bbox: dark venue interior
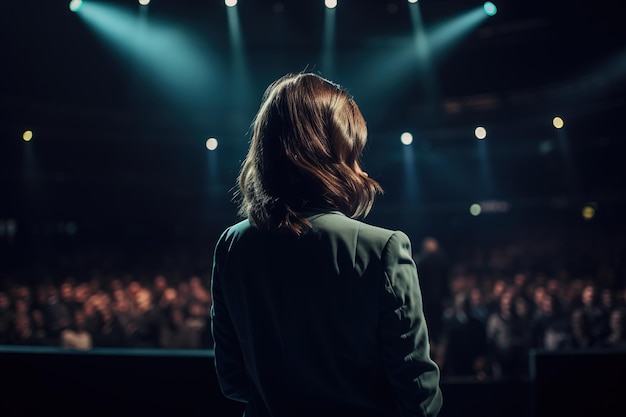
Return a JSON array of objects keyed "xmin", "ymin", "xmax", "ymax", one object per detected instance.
[{"xmin": 1, "ymin": 1, "xmax": 625, "ymax": 416}]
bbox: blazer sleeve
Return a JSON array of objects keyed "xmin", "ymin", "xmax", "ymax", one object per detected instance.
[
  {"xmin": 210, "ymin": 228, "xmax": 250, "ymax": 403},
  {"xmin": 380, "ymin": 231, "xmax": 443, "ymax": 417}
]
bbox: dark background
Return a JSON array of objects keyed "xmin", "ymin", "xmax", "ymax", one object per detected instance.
[{"xmin": 1, "ymin": 0, "xmax": 625, "ymax": 275}]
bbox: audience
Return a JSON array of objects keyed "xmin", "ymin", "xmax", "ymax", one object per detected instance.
[
  {"xmin": 0, "ymin": 274, "xmax": 214, "ymax": 352},
  {"xmin": 432, "ymin": 230, "xmax": 626, "ymax": 380},
  {"xmin": 1, "ymin": 229, "xmax": 625, "ymax": 383}
]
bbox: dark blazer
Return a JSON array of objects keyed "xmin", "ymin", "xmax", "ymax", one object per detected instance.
[{"xmin": 211, "ymin": 210, "xmax": 442, "ymax": 417}]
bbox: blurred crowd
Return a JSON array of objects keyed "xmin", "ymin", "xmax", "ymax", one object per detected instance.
[
  {"xmin": 417, "ymin": 236, "xmax": 626, "ymax": 381},
  {"xmin": 1, "ymin": 229, "xmax": 625, "ymax": 381},
  {"xmin": 434, "ymin": 273, "xmax": 626, "ymax": 380},
  {"xmin": 0, "ymin": 275, "xmax": 213, "ymax": 350}
]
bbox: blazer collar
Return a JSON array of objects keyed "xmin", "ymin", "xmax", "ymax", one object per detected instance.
[{"xmin": 300, "ymin": 205, "xmax": 346, "ymax": 218}]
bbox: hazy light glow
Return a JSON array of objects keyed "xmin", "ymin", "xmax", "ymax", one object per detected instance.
[
  {"xmin": 23, "ymin": 130, "xmax": 33, "ymax": 142},
  {"xmin": 354, "ymin": 5, "xmax": 487, "ymax": 105},
  {"xmin": 66, "ymin": 222, "xmax": 78, "ymax": 235},
  {"xmin": 429, "ymin": 8, "xmax": 488, "ymax": 56},
  {"xmin": 470, "ymin": 203, "xmax": 482, "ymax": 216},
  {"xmin": 553, "ymin": 116, "xmax": 565, "ymax": 129},
  {"xmin": 69, "ymin": 0, "xmax": 83, "ymax": 12},
  {"xmin": 409, "ymin": 0, "xmax": 438, "ymax": 105},
  {"xmin": 475, "ymin": 126, "xmax": 487, "ymax": 139},
  {"xmin": 226, "ymin": 0, "xmax": 253, "ymax": 113},
  {"xmin": 206, "ymin": 138, "xmax": 219, "ymax": 151},
  {"xmin": 321, "ymin": 0, "xmax": 336, "ymax": 76},
  {"xmin": 400, "ymin": 132, "xmax": 414, "ymax": 145},
  {"xmin": 225, "ymin": 0, "xmax": 238, "ymax": 7},
  {"xmin": 325, "ymin": 0, "xmax": 338, "ymax": 9},
  {"xmin": 408, "ymin": 0, "xmax": 418, "ymax": 3},
  {"xmin": 77, "ymin": 2, "xmax": 214, "ymax": 104},
  {"xmin": 139, "ymin": 0, "xmax": 151, "ymax": 5},
  {"xmin": 483, "ymin": 2, "xmax": 497, "ymax": 16}
]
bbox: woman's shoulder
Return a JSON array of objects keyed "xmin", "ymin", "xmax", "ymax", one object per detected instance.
[
  {"xmin": 217, "ymin": 219, "xmax": 252, "ymax": 241},
  {"xmin": 219, "ymin": 214, "xmax": 408, "ymax": 249},
  {"xmin": 310, "ymin": 212, "xmax": 406, "ymax": 248}
]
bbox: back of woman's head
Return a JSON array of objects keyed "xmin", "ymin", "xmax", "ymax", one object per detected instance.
[{"xmin": 238, "ymin": 73, "xmax": 382, "ymax": 235}]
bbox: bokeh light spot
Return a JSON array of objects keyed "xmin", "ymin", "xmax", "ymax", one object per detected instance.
[
  {"xmin": 484, "ymin": 2, "xmax": 497, "ymax": 16},
  {"xmin": 325, "ymin": 0, "xmax": 338, "ymax": 9},
  {"xmin": 400, "ymin": 132, "xmax": 414, "ymax": 145},
  {"xmin": 553, "ymin": 116, "xmax": 564, "ymax": 129},
  {"xmin": 69, "ymin": 0, "xmax": 83, "ymax": 12},
  {"xmin": 470, "ymin": 203, "xmax": 482, "ymax": 216},
  {"xmin": 582, "ymin": 205, "xmax": 596, "ymax": 220},
  {"xmin": 225, "ymin": 0, "xmax": 238, "ymax": 7},
  {"xmin": 22, "ymin": 130, "xmax": 33, "ymax": 142},
  {"xmin": 206, "ymin": 138, "xmax": 219, "ymax": 151},
  {"xmin": 474, "ymin": 126, "xmax": 487, "ymax": 140}
]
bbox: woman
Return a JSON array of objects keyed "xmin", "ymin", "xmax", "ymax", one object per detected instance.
[{"xmin": 211, "ymin": 73, "xmax": 442, "ymax": 417}]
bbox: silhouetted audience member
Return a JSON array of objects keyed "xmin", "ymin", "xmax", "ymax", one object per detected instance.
[
  {"xmin": 8, "ymin": 314, "xmax": 43, "ymax": 346},
  {"xmin": 599, "ymin": 309, "xmax": 626, "ymax": 349},
  {"xmin": 112, "ymin": 297, "xmax": 134, "ymax": 337},
  {"xmin": 153, "ymin": 275, "xmax": 168, "ymax": 306},
  {"xmin": 440, "ymin": 292, "xmax": 487, "ymax": 377},
  {"xmin": 60, "ymin": 282, "xmax": 81, "ymax": 315},
  {"xmin": 571, "ymin": 308, "xmax": 594, "ymax": 349},
  {"xmin": 30, "ymin": 309, "xmax": 52, "ymax": 346},
  {"xmin": 597, "ymin": 288, "xmax": 616, "ymax": 341},
  {"xmin": 510, "ymin": 296, "xmax": 532, "ymax": 376},
  {"xmin": 73, "ymin": 283, "xmax": 90, "ymax": 311},
  {"xmin": 43, "ymin": 286, "xmax": 71, "ymax": 339},
  {"xmin": 486, "ymin": 279, "xmax": 507, "ymax": 317},
  {"xmin": 416, "ymin": 237, "xmax": 450, "ymax": 344},
  {"xmin": 92, "ymin": 308, "xmax": 126, "ymax": 347},
  {"xmin": 575, "ymin": 285, "xmax": 605, "ymax": 345},
  {"xmin": 185, "ymin": 301, "xmax": 208, "ymax": 348},
  {"xmin": 83, "ymin": 299, "xmax": 102, "ymax": 336},
  {"xmin": 162, "ymin": 309, "xmax": 197, "ymax": 349},
  {"xmin": 487, "ymin": 290, "xmax": 519, "ymax": 379},
  {"xmin": 128, "ymin": 289, "xmax": 161, "ymax": 348},
  {"xmin": 532, "ymin": 293, "xmax": 571, "ymax": 351},
  {"xmin": 468, "ymin": 288, "xmax": 490, "ymax": 325}
]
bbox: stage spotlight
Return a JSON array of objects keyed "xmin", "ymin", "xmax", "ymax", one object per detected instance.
[
  {"xmin": 139, "ymin": 0, "xmax": 151, "ymax": 5},
  {"xmin": 225, "ymin": 0, "xmax": 238, "ymax": 7},
  {"xmin": 483, "ymin": 2, "xmax": 497, "ymax": 16},
  {"xmin": 474, "ymin": 126, "xmax": 487, "ymax": 140},
  {"xmin": 553, "ymin": 116, "xmax": 564, "ymax": 129},
  {"xmin": 325, "ymin": 0, "xmax": 337, "ymax": 9},
  {"xmin": 400, "ymin": 132, "xmax": 414, "ymax": 145},
  {"xmin": 206, "ymin": 138, "xmax": 219, "ymax": 151},
  {"xmin": 69, "ymin": 0, "xmax": 83, "ymax": 12},
  {"xmin": 470, "ymin": 203, "xmax": 482, "ymax": 216},
  {"xmin": 22, "ymin": 130, "xmax": 33, "ymax": 142}
]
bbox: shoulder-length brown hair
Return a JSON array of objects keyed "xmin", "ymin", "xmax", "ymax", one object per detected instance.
[{"xmin": 237, "ymin": 73, "xmax": 382, "ymax": 235}]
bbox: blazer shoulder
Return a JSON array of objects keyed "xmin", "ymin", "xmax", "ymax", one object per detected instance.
[
  {"xmin": 214, "ymin": 219, "xmax": 252, "ymax": 259},
  {"xmin": 310, "ymin": 213, "xmax": 398, "ymax": 248},
  {"xmin": 220, "ymin": 219, "xmax": 252, "ymax": 241}
]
